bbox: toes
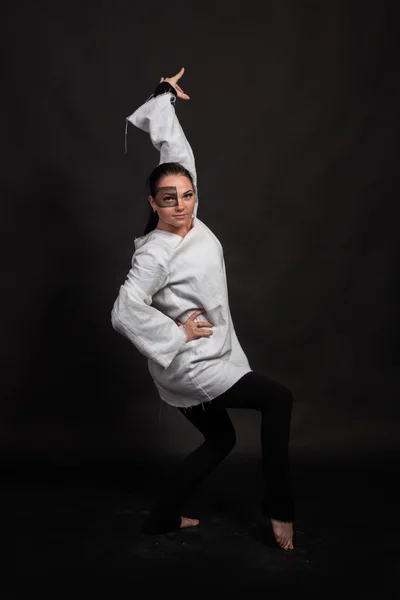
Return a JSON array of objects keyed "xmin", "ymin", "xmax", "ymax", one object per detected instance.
[
  {"xmin": 282, "ymin": 538, "xmax": 294, "ymax": 551},
  {"xmin": 180, "ymin": 517, "xmax": 200, "ymax": 529},
  {"xmin": 277, "ymin": 535, "xmax": 294, "ymax": 550}
]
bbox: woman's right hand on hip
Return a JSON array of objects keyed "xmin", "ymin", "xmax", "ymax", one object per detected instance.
[{"xmin": 176, "ymin": 309, "xmax": 214, "ymax": 343}]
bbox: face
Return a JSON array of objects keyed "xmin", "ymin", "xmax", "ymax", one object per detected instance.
[{"xmin": 149, "ymin": 175, "xmax": 196, "ymax": 235}]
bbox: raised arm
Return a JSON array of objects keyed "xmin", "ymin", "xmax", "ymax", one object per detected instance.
[{"xmin": 126, "ymin": 68, "xmax": 198, "ymax": 208}]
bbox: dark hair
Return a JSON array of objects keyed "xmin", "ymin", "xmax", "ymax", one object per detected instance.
[{"xmin": 143, "ymin": 162, "xmax": 195, "ymax": 235}]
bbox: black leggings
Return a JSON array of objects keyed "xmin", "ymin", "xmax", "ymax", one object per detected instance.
[{"xmin": 143, "ymin": 371, "xmax": 294, "ymax": 534}]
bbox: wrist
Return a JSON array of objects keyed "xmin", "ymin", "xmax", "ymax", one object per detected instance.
[
  {"xmin": 177, "ymin": 322, "xmax": 188, "ymax": 343},
  {"xmin": 153, "ymin": 81, "xmax": 177, "ymax": 99}
]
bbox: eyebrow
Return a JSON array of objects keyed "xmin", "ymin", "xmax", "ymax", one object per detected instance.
[
  {"xmin": 156, "ymin": 187, "xmax": 193, "ymax": 195},
  {"xmin": 156, "ymin": 186, "xmax": 177, "ymax": 195}
]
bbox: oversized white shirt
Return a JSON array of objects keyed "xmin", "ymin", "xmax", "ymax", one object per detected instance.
[{"xmin": 111, "ymin": 91, "xmax": 251, "ymax": 407}]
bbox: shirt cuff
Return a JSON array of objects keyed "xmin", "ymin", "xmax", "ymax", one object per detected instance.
[
  {"xmin": 177, "ymin": 323, "xmax": 188, "ymax": 344},
  {"xmin": 153, "ymin": 81, "xmax": 177, "ymax": 100}
]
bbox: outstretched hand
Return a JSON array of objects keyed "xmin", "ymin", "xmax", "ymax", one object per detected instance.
[
  {"xmin": 177, "ymin": 310, "xmax": 214, "ymax": 343},
  {"xmin": 160, "ymin": 67, "xmax": 190, "ymax": 100}
]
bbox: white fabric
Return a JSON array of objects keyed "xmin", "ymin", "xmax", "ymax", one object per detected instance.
[{"xmin": 111, "ymin": 92, "xmax": 251, "ymax": 407}]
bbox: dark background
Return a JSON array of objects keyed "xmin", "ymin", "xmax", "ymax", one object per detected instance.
[{"xmin": 2, "ymin": 0, "xmax": 399, "ymax": 468}]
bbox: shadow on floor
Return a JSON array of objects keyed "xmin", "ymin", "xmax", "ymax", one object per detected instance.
[{"xmin": 3, "ymin": 448, "xmax": 400, "ymax": 597}]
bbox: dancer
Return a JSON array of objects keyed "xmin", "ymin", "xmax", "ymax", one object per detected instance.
[{"xmin": 112, "ymin": 68, "xmax": 295, "ymax": 550}]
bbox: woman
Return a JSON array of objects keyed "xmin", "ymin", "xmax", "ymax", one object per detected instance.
[{"xmin": 112, "ymin": 68, "xmax": 295, "ymax": 550}]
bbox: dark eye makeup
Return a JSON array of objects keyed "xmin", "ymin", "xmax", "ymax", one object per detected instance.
[{"xmin": 160, "ymin": 192, "xmax": 193, "ymax": 202}]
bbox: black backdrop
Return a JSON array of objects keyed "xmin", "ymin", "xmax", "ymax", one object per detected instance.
[{"xmin": 2, "ymin": 0, "xmax": 399, "ymax": 465}]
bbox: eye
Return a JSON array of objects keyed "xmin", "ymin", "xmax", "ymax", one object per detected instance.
[
  {"xmin": 163, "ymin": 196, "xmax": 175, "ymax": 202},
  {"xmin": 183, "ymin": 193, "xmax": 193, "ymax": 199}
]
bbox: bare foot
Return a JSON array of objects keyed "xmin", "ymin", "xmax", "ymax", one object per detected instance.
[
  {"xmin": 270, "ymin": 519, "xmax": 294, "ymax": 550},
  {"xmin": 180, "ymin": 517, "xmax": 199, "ymax": 529}
]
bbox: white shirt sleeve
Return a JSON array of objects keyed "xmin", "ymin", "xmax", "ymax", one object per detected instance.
[
  {"xmin": 127, "ymin": 92, "xmax": 198, "ymax": 214},
  {"xmin": 111, "ymin": 245, "xmax": 186, "ymax": 369}
]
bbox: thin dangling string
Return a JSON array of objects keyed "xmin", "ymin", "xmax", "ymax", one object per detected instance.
[
  {"xmin": 124, "ymin": 118, "xmax": 128, "ymax": 154},
  {"xmin": 125, "ymin": 90, "xmax": 175, "ymax": 154}
]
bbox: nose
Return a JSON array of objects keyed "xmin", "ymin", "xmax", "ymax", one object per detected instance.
[{"xmin": 175, "ymin": 197, "xmax": 185, "ymax": 211}]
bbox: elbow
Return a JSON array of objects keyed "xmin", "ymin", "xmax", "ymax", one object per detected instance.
[{"xmin": 111, "ymin": 305, "xmax": 122, "ymax": 332}]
